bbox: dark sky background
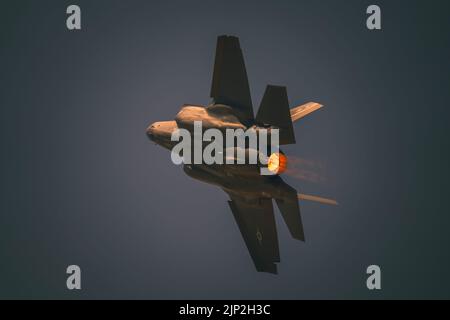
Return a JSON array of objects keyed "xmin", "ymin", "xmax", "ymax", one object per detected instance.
[{"xmin": 1, "ymin": 0, "xmax": 449, "ymax": 299}]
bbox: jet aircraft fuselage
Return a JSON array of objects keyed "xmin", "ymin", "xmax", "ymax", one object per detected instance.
[{"xmin": 146, "ymin": 35, "xmax": 334, "ymax": 274}]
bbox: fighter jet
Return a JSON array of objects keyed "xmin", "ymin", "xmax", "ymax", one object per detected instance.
[{"xmin": 146, "ymin": 35, "xmax": 336, "ymax": 274}]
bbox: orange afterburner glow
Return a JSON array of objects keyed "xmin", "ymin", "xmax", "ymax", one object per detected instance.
[{"xmin": 267, "ymin": 152, "xmax": 287, "ymax": 174}]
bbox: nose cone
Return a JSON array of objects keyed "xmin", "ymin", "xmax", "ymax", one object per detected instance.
[
  {"xmin": 146, "ymin": 123, "xmax": 156, "ymax": 140},
  {"xmin": 146, "ymin": 121, "xmax": 178, "ymax": 148}
]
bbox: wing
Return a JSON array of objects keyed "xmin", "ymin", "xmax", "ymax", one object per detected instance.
[
  {"xmin": 210, "ymin": 35, "xmax": 254, "ymax": 124},
  {"xmin": 226, "ymin": 194, "xmax": 280, "ymax": 274}
]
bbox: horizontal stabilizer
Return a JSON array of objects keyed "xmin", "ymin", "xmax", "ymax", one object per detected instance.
[
  {"xmin": 256, "ymin": 85, "xmax": 296, "ymax": 145},
  {"xmin": 290, "ymin": 102, "xmax": 323, "ymax": 122},
  {"xmin": 273, "ymin": 179, "xmax": 305, "ymax": 241}
]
